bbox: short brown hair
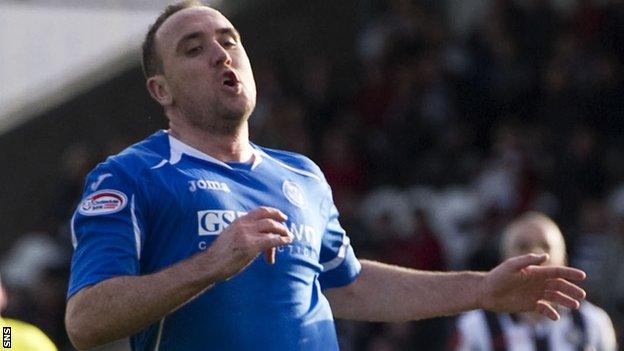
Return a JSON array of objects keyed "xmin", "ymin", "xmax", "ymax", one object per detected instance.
[{"xmin": 142, "ymin": 0, "xmax": 206, "ymax": 78}]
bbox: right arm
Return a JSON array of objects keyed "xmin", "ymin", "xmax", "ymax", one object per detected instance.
[{"xmin": 65, "ymin": 207, "xmax": 292, "ymax": 350}]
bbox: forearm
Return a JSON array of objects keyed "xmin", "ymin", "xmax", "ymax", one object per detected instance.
[
  {"xmin": 66, "ymin": 251, "xmax": 222, "ymax": 350},
  {"xmin": 325, "ymin": 260, "xmax": 484, "ymax": 322}
]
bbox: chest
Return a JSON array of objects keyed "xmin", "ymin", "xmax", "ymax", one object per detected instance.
[{"xmin": 143, "ymin": 163, "xmax": 326, "ymax": 268}]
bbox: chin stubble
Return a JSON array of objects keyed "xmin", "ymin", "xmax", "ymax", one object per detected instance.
[{"xmin": 186, "ymin": 106, "xmax": 248, "ymax": 135}]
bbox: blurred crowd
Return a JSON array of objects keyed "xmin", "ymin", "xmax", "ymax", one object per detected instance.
[{"xmin": 3, "ymin": 0, "xmax": 624, "ymax": 349}]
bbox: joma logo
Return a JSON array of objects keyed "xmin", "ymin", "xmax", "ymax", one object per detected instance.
[{"xmin": 189, "ymin": 179, "xmax": 231, "ymax": 193}]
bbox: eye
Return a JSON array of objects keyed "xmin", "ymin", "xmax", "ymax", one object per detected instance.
[
  {"xmin": 186, "ymin": 46, "xmax": 203, "ymax": 56},
  {"xmin": 517, "ymin": 242, "xmax": 531, "ymax": 252},
  {"xmin": 222, "ymin": 40, "xmax": 237, "ymax": 49}
]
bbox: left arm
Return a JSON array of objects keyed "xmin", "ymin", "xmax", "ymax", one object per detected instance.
[
  {"xmin": 325, "ymin": 260, "xmax": 483, "ymax": 322},
  {"xmin": 324, "ymin": 254, "xmax": 586, "ymax": 322}
]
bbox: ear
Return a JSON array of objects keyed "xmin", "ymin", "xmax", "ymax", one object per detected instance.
[{"xmin": 146, "ymin": 75, "xmax": 173, "ymax": 106}]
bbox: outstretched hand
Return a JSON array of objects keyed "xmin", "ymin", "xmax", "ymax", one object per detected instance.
[{"xmin": 479, "ymin": 253, "xmax": 586, "ymax": 321}]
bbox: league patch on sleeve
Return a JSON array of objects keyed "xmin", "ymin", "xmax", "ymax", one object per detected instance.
[{"xmin": 78, "ymin": 189, "xmax": 128, "ymax": 216}]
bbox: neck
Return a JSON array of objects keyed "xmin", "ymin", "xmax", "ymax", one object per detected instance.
[{"xmin": 168, "ymin": 119, "xmax": 254, "ymax": 163}]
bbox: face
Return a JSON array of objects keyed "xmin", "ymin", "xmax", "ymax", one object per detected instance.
[
  {"xmin": 151, "ymin": 7, "xmax": 257, "ymax": 132},
  {"xmin": 503, "ymin": 220, "xmax": 566, "ymax": 266}
]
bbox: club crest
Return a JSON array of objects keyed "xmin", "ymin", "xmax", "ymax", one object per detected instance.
[{"xmin": 282, "ymin": 180, "xmax": 306, "ymax": 209}]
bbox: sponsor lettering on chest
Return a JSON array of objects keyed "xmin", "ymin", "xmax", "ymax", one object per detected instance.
[
  {"xmin": 196, "ymin": 209, "xmax": 321, "ymax": 258},
  {"xmin": 189, "ymin": 179, "xmax": 230, "ymax": 193}
]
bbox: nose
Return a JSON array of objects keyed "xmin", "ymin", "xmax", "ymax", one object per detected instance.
[{"xmin": 211, "ymin": 41, "xmax": 232, "ymax": 67}]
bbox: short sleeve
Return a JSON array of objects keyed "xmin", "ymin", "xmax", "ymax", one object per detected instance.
[
  {"xmin": 67, "ymin": 162, "xmax": 146, "ymax": 298},
  {"xmin": 318, "ymin": 184, "xmax": 361, "ymax": 290}
]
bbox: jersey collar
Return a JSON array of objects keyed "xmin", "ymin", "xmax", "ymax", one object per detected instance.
[{"xmin": 166, "ymin": 132, "xmax": 263, "ymax": 170}]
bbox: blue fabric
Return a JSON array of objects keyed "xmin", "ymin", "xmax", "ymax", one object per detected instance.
[{"xmin": 68, "ymin": 130, "xmax": 360, "ymax": 351}]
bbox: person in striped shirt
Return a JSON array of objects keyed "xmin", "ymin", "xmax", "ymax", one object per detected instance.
[{"xmin": 454, "ymin": 212, "xmax": 616, "ymax": 351}]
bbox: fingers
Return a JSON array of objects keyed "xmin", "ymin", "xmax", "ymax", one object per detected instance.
[
  {"xmin": 245, "ymin": 206, "xmax": 288, "ymax": 222},
  {"xmin": 534, "ymin": 266, "xmax": 587, "ymax": 281},
  {"xmin": 505, "ymin": 253, "xmax": 549, "ymax": 271},
  {"xmin": 264, "ymin": 248, "xmax": 276, "ymax": 264},
  {"xmin": 507, "ymin": 254, "xmax": 586, "ymax": 281},
  {"xmin": 237, "ymin": 207, "xmax": 293, "ymax": 265},
  {"xmin": 543, "ymin": 290, "xmax": 580, "ymax": 310},
  {"xmin": 254, "ymin": 217, "xmax": 292, "ymax": 265},
  {"xmin": 536, "ymin": 300, "xmax": 560, "ymax": 321},
  {"xmin": 546, "ymin": 278, "xmax": 586, "ymax": 300},
  {"xmin": 255, "ymin": 218, "xmax": 292, "ymax": 238},
  {"xmin": 258, "ymin": 233, "xmax": 293, "ymax": 251}
]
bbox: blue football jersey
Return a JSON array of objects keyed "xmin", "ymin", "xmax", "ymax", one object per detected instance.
[{"xmin": 68, "ymin": 130, "xmax": 361, "ymax": 351}]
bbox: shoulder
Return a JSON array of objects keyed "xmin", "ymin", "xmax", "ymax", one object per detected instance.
[
  {"xmin": 577, "ymin": 302, "xmax": 617, "ymax": 348},
  {"xmin": 255, "ymin": 145, "xmax": 325, "ymax": 182},
  {"xmin": 579, "ymin": 301, "xmax": 614, "ymax": 326},
  {"xmin": 87, "ymin": 131, "xmax": 170, "ymax": 184},
  {"xmin": 107, "ymin": 131, "xmax": 170, "ymax": 173}
]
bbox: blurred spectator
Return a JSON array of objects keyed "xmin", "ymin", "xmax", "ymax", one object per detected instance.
[
  {"xmin": 571, "ymin": 198, "xmax": 613, "ymax": 306},
  {"xmin": 453, "ymin": 212, "xmax": 617, "ymax": 351},
  {"xmin": 319, "ymin": 126, "xmax": 366, "ymax": 209},
  {"xmin": 1, "ymin": 231, "xmax": 68, "ymax": 347},
  {"xmin": 374, "ymin": 207, "xmax": 449, "ymax": 351},
  {"xmin": 379, "ymin": 208, "xmax": 445, "ymax": 271},
  {"xmin": 606, "ymin": 185, "xmax": 624, "ymax": 345},
  {"xmin": 1, "ymin": 232, "xmax": 64, "ymax": 292},
  {"xmin": 49, "ymin": 142, "xmax": 96, "ymax": 234},
  {"xmin": 0, "ymin": 275, "xmax": 57, "ymax": 350}
]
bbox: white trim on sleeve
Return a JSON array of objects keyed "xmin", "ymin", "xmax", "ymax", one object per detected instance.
[
  {"xmin": 70, "ymin": 212, "xmax": 78, "ymax": 249},
  {"xmin": 153, "ymin": 317, "xmax": 165, "ymax": 351},
  {"xmin": 321, "ymin": 235, "xmax": 350, "ymax": 272},
  {"xmin": 131, "ymin": 194, "xmax": 142, "ymax": 260}
]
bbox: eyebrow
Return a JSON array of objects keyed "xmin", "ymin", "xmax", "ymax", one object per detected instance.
[
  {"xmin": 216, "ymin": 27, "xmax": 241, "ymax": 41},
  {"xmin": 176, "ymin": 31, "xmax": 203, "ymax": 52},
  {"xmin": 175, "ymin": 27, "xmax": 241, "ymax": 52}
]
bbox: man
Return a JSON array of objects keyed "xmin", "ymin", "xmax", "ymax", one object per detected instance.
[
  {"xmin": 64, "ymin": 1, "xmax": 587, "ymax": 350},
  {"xmin": 453, "ymin": 212, "xmax": 617, "ymax": 351},
  {"xmin": 0, "ymin": 276, "xmax": 57, "ymax": 351}
]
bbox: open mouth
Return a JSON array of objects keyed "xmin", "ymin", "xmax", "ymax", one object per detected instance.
[{"xmin": 222, "ymin": 71, "xmax": 239, "ymax": 87}]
